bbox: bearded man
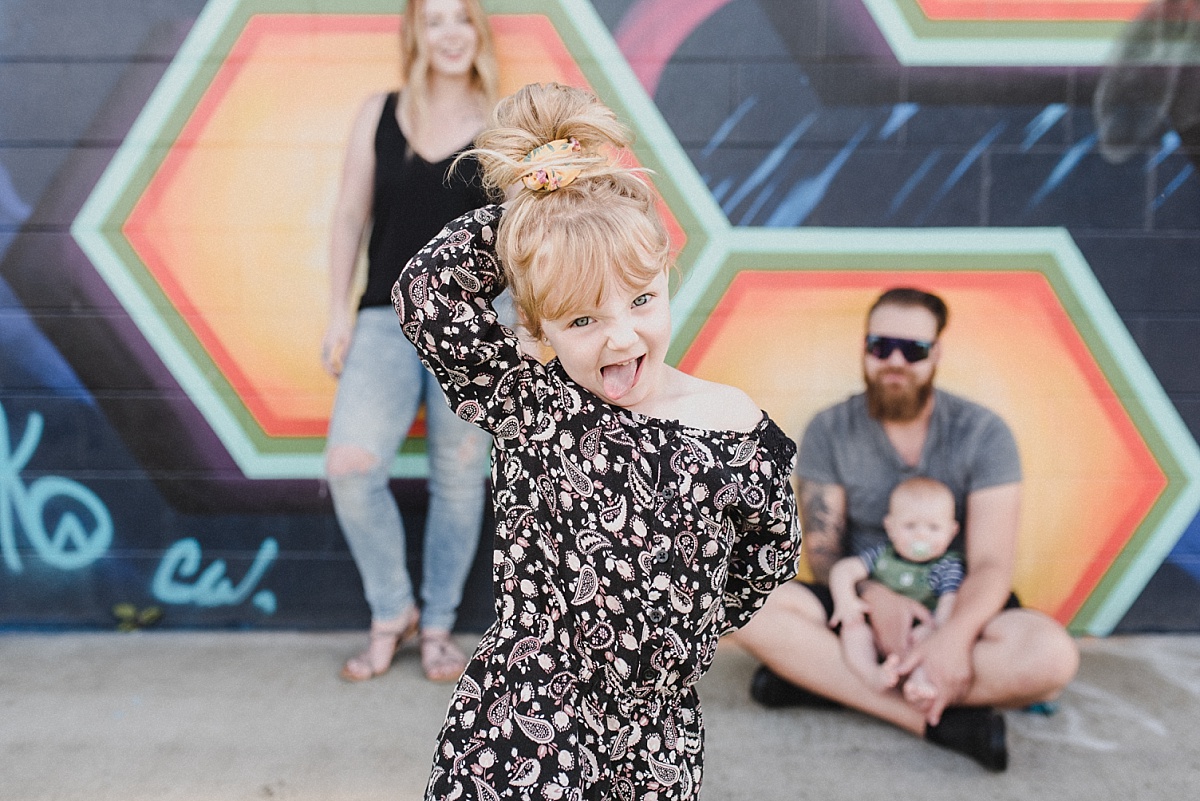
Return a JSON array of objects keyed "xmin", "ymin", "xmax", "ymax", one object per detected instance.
[{"xmin": 724, "ymin": 288, "xmax": 1078, "ymax": 772}]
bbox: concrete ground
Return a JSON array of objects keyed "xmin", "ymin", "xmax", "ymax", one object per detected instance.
[{"xmin": 1, "ymin": 632, "xmax": 1196, "ymax": 800}]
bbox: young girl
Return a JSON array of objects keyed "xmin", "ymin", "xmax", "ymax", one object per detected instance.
[{"xmin": 393, "ymin": 82, "xmax": 801, "ymax": 801}]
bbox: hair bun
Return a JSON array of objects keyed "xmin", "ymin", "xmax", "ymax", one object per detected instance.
[{"xmin": 470, "ymin": 83, "xmax": 633, "ymax": 192}]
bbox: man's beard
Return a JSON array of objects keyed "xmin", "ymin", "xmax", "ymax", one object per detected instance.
[{"xmin": 865, "ymin": 367, "xmax": 934, "ymax": 422}]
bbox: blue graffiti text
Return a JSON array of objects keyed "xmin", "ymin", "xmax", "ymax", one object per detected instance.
[
  {"xmin": 152, "ymin": 537, "xmax": 278, "ymax": 613},
  {"xmin": 0, "ymin": 403, "xmax": 113, "ymax": 573}
]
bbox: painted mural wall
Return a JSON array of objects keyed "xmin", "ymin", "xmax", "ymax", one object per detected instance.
[{"xmin": 2, "ymin": 0, "xmax": 1199, "ymax": 634}]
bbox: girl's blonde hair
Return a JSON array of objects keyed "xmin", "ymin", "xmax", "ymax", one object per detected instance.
[
  {"xmin": 467, "ymin": 82, "xmax": 672, "ymax": 339},
  {"xmin": 400, "ymin": 0, "xmax": 500, "ymax": 131}
]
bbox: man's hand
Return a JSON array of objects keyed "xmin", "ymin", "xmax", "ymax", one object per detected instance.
[
  {"xmin": 859, "ymin": 580, "xmax": 932, "ymax": 659},
  {"xmin": 897, "ymin": 624, "xmax": 975, "ymax": 725}
]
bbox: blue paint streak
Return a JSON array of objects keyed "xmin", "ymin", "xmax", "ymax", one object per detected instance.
[
  {"xmin": 738, "ymin": 177, "xmax": 785, "ymax": 226},
  {"xmin": 765, "ymin": 125, "xmax": 869, "ymax": 227},
  {"xmin": 722, "ymin": 114, "xmax": 815, "ymax": 215},
  {"xmin": 1153, "ymin": 163, "xmax": 1194, "ymax": 209},
  {"xmin": 887, "ymin": 151, "xmax": 941, "ymax": 219},
  {"xmin": 1149, "ymin": 130, "xmax": 1182, "ymax": 172},
  {"xmin": 917, "ymin": 122, "xmax": 1006, "ymax": 224},
  {"xmin": 1, "ymin": 161, "xmax": 30, "ymax": 260},
  {"xmin": 879, "ymin": 103, "xmax": 919, "ymax": 140},
  {"xmin": 0, "ymin": 159, "xmax": 93, "ymax": 402},
  {"xmin": 708, "ymin": 176, "xmax": 734, "ymax": 205},
  {"xmin": 0, "ymin": 164, "xmax": 31, "ymax": 223},
  {"xmin": 1168, "ymin": 511, "xmax": 1200, "ymax": 583},
  {"xmin": 1027, "ymin": 132, "xmax": 1098, "ymax": 211},
  {"xmin": 701, "ymin": 96, "xmax": 758, "ymax": 160},
  {"xmin": 0, "ymin": 280, "xmax": 93, "ymax": 402},
  {"xmin": 1022, "ymin": 104, "xmax": 1067, "ymax": 151}
]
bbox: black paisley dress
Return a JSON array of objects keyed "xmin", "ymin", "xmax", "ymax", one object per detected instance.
[{"xmin": 393, "ymin": 204, "xmax": 801, "ymax": 801}]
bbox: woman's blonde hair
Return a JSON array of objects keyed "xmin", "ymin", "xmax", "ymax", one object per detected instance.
[
  {"xmin": 466, "ymin": 82, "xmax": 672, "ymax": 339},
  {"xmin": 400, "ymin": 0, "xmax": 500, "ymax": 130}
]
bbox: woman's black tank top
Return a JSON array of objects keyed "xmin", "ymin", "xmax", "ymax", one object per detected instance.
[{"xmin": 360, "ymin": 91, "xmax": 489, "ymax": 309}]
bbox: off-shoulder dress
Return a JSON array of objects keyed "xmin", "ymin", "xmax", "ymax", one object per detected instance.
[{"xmin": 392, "ymin": 204, "xmax": 801, "ymax": 801}]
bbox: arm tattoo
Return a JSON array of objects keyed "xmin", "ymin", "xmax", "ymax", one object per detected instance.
[{"xmin": 799, "ymin": 480, "xmax": 846, "ymax": 583}]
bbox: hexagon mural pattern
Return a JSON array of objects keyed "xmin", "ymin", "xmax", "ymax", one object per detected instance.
[{"xmin": 67, "ymin": 0, "xmax": 1200, "ymax": 634}]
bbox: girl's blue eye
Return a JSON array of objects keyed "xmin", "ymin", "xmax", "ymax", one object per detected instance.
[
  {"xmin": 570, "ymin": 317, "xmax": 591, "ymax": 328},
  {"xmin": 632, "ymin": 294, "xmax": 651, "ymax": 307}
]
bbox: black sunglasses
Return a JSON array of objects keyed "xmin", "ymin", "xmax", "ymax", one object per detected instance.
[{"xmin": 865, "ymin": 334, "xmax": 934, "ymax": 363}]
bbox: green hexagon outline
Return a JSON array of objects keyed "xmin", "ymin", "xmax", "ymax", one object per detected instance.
[
  {"xmin": 859, "ymin": 0, "xmax": 1126, "ymax": 66},
  {"xmin": 667, "ymin": 224, "xmax": 1200, "ymax": 635},
  {"xmin": 70, "ymin": 0, "xmax": 724, "ymax": 479}
]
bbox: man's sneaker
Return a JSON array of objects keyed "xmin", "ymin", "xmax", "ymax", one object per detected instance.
[
  {"xmin": 749, "ymin": 665, "xmax": 842, "ymax": 709},
  {"xmin": 924, "ymin": 706, "xmax": 1008, "ymax": 772}
]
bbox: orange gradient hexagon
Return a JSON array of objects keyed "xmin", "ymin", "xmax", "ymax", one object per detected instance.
[
  {"xmin": 677, "ymin": 270, "xmax": 1166, "ymax": 622},
  {"xmin": 123, "ymin": 13, "xmax": 682, "ymax": 439}
]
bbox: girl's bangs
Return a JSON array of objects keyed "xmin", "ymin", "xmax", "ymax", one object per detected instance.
[{"xmin": 531, "ymin": 219, "xmax": 665, "ymax": 323}]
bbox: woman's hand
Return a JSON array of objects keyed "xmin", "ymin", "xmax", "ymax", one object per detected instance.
[{"xmin": 321, "ymin": 311, "xmax": 354, "ymax": 378}]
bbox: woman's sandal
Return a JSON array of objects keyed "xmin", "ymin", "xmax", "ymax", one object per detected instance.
[
  {"xmin": 420, "ymin": 629, "xmax": 468, "ymax": 683},
  {"xmin": 340, "ymin": 608, "xmax": 419, "ymax": 682}
]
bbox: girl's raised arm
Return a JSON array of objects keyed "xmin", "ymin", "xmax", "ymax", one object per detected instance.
[{"xmin": 392, "ymin": 203, "xmax": 529, "ymax": 438}]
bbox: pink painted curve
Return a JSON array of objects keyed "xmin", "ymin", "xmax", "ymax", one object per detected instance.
[{"xmin": 614, "ymin": 0, "xmax": 736, "ymax": 94}]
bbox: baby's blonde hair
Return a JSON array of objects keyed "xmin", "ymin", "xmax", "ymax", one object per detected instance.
[
  {"xmin": 466, "ymin": 83, "xmax": 671, "ymax": 338},
  {"xmin": 889, "ymin": 476, "xmax": 955, "ymax": 514}
]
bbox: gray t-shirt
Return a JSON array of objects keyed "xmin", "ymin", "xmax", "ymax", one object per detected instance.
[{"xmin": 797, "ymin": 389, "xmax": 1021, "ymax": 562}]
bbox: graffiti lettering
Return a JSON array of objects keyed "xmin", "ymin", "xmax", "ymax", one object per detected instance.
[
  {"xmin": 152, "ymin": 537, "xmax": 278, "ymax": 614},
  {"xmin": 0, "ymin": 402, "xmax": 113, "ymax": 572}
]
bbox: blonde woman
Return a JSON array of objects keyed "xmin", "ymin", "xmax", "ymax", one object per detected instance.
[{"xmin": 322, "ymin": 0, "xmax": 498, "ymax": 683}]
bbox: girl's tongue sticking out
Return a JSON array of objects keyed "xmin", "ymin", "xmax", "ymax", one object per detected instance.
[{"xmin": 601, "ymin": 357, "xmax": 641, "ymax": 400}]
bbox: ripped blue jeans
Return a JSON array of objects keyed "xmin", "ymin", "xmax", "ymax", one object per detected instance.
[{"xmin": 326, "ymin": 307, "xmax": 490, "ymax": 631}]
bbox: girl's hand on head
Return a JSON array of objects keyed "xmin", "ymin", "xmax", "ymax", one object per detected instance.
[{"xmin": 512, "ymin": 309, "xmax": 543, "ymax": 358}]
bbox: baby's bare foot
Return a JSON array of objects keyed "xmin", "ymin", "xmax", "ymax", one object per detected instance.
[
  {"xmin": 862, "ymin": 654, "xmax": 903, "ymax": 692},
  {"xmin": 903, "ymin": 666, "xmax": 937, "ymax": 704}
]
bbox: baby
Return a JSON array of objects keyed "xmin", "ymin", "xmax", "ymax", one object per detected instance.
[{"xmin": 828, "ymin": 476, "xmax": 962, "ymax": 699}]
